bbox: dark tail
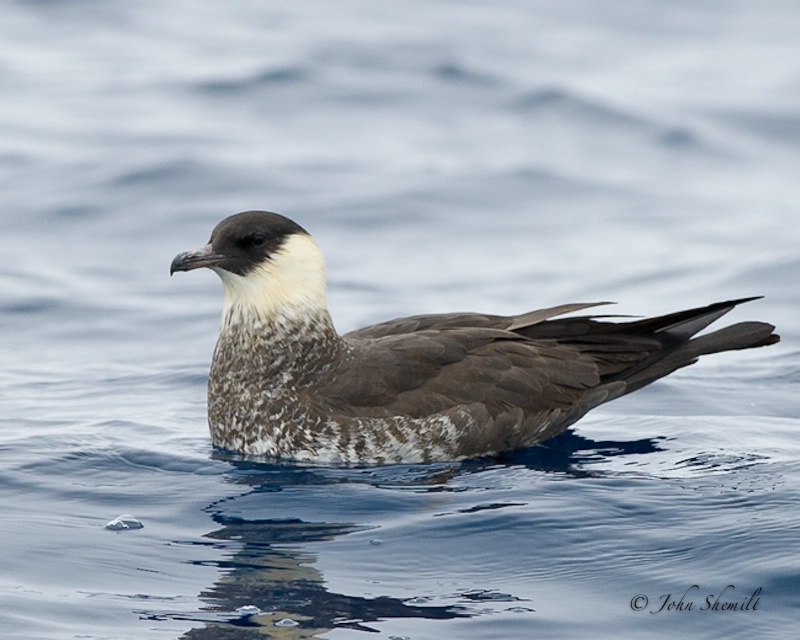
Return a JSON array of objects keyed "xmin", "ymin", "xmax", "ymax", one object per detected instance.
[{"xmin": 617, "ymin": 297, "xmax": 779, "ymax": 393}]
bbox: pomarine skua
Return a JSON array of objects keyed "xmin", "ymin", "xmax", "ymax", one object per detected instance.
[{"xmin": 171, "ymin": 211, "xmax": 779, "ymax": 464}]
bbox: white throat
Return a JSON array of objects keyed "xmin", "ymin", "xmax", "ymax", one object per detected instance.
[{"xmin": 213, "ymin": 233, "xmax": 329, "ymax": 329}]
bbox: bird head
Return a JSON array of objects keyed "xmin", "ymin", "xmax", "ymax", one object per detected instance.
[{"xmin": 171, "ymin": 211, "xmax": 328, "ymax": 325}]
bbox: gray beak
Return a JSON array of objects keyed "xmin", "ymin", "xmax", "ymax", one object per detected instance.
[{"xmin": 170, "ymin": 244, "xmax": 226, "ymax": 275}]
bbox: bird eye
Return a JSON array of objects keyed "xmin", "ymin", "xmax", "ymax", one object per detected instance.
[
  {"xmin": 251, "ymin": 233, "xmax": 266, "ymax": 247},
  {"xmin": 238, "ymin": 233, "xmax": 266, "ymax": 249}
]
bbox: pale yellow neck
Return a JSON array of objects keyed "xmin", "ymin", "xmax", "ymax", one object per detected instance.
[{"xmin": 213, "ymin": 233, "xmax": 329, "ymax": 329}]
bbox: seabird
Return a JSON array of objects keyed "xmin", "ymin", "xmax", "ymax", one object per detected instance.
[{"xmin": 171, "ymin": 211, "xmax": 779, "ymax": 464}]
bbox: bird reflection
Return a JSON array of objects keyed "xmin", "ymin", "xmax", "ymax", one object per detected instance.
[
  {"xmin": 142, "ymin": 430, "xmax": 661, "ymax": 638},
  {"xmin": 171, "ymin": 516, "xmax": 470, "ymax": 638}
]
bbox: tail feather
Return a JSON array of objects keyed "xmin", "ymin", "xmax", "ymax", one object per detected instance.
[
  {"xmin": 515, "ymin": 296, "xmax": 778, "ymax": 399},
  {"xmin": 682, "ymin": 321, "xmax": 779, "ymax": 358},
  {"xmin": 621, "ymin": 320, "xmax": 778, "ymax": 393},
  {"xmin": 622, "ymin": 296, "xmax": 763, "ymax": 338}
]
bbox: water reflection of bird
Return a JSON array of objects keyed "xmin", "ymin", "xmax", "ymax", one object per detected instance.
[{"xmin": 176, "ymin": 509, "xmax": 471, "ymax": 638}]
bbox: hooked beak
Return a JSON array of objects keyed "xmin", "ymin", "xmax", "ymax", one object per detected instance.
[{"xmin": 170, "ymin": 244, "xmax": 227, "ymax": 275}]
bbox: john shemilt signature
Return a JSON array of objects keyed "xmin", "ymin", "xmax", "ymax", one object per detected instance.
[{"xmin": 630, "ymin": 585, "xmax": 762, "ymax": 613}]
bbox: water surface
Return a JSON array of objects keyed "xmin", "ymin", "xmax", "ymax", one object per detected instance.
[{"xmin": 1, "ymin": 2, "xmax": 798, "ymax": 638}]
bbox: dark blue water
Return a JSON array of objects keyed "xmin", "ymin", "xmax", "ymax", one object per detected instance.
[{"xmin": 2, "ymin": 2, "xmax": 799, "ymax": 638}]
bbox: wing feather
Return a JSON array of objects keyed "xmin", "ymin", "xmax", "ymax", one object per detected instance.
[{"xmin": 318, "ymin": 298, "xmax": 777, "ymax": 459}]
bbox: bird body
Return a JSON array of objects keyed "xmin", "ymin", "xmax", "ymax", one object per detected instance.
[{"xmin": 171, "ymin": 211, "xmax": 779, "ymax": 464}]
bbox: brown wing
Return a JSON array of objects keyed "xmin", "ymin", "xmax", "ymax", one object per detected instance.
[
  {"xmin": 331, "ymin": 327, "xmax": 607, "ymax": 415},
  {"xmin": 322, "ymin": 298, "xmax": 777, "ymax": 458},
  {"xmin": 335, "ymin": 302, "xmax": 630, "ymax": 420},
  {"xmin": 319, "ymin": 324, "xmax": 635, "ymax": 458}
]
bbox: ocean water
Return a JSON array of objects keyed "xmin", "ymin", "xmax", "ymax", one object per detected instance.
[{"xmin": 1, "ymin": 1, "xmax": 799, "ymax": 638}]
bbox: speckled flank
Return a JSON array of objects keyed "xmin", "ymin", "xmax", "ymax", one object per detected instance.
[{"xmin": 208, "ymin": 306, "xmax": 486, "ymax": 464}]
